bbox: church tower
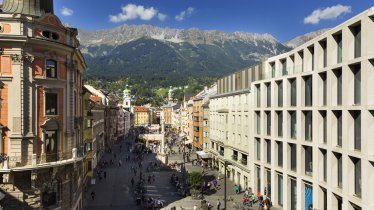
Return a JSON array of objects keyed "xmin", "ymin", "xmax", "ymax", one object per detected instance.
[{"xmin": 123, "ymin": 86, "xmax": 131, "ymax": 111}]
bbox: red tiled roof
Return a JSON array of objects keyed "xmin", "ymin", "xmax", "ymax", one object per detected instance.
[{"xmin": 135, "ymin": 106, "xmax": 150, "ymax": 112}]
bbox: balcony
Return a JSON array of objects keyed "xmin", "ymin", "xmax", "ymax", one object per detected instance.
[
  {"xmin": 1, "ymin": 147, "xmax": 86, "ymax": 171},
  {"xmin": 231, "ymin": 154, "xmax": 238, "ymax": 161},
  {"xmin": 240, "ymin": 158, "xmax": 247, "ymax": 165}
]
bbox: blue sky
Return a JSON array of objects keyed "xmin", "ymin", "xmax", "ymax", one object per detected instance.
[{"xmin": 37, "ymin": 1, "xmax": 374, "ymax": 41}]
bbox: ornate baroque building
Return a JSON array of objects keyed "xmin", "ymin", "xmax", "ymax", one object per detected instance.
[{"xmin": 0, "ymin": 0, "xmax": 87, "ymax": 209}]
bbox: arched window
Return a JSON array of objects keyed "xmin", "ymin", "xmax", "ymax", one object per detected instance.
[
  {"xmin": 42, "ymin": 30, "xmax": 60, "ymax": 41},
  {"xmin": 46, "ymin": 59, "xmax": 57, "ymax": 78}
]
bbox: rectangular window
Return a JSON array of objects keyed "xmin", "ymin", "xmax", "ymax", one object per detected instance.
[
  {"xmin": 277, "ymin": 81, "xmax": 283, "ymax": 107},
  {"xmin": 290, "ymin": 79, "xmax": 297, "ymax": 106},
  {"xmin": 304, "ymin": 76, "xmax": 313, "ymax": 106},
  {"xmin": 277, "ymin": 111, "xmax": 283, "ymax": 137},
  {"xmin": 351, "ymin": 24, "xmax": 361, "ymax": 58},
  {"xmin": 241, "ymin": 154, "xmax": 248, "ymax": 165},
  {"xmin": 353, "ymin": 157, "xmax": 361, "ymax": 197},
  {"xmin": 335, "ymin": 111, "xmax": 343, "ymax": 147},
  {"xmin": 321, "ymin": 149, "xmax": 327, "ymax": 182},
  {"xmin": 334, "ymin": 69, "xmax": 343, "ymax": 105},
  {"xmin": 290, "ymin": 111, "xmax": 297, "ymax": 139},
  {"xmin": 256, "ymin": 85, "xmax": 261, "ymax": 107},
  {"xmin": 299, "ymin": 50, "xmax": 304, "ymax": 72},
  {"xmin": 290, "ymin": 178, "xmax": 297, "ymax": 210},
  {"xmin": 266, "ymin": 111, "xmax": 271, "ymax": 136},
  {"xmin": 256, "ymin": 111, "xmax": 261, "ymax": 135},
  {"xmin": 45, "ymin": 92, "xmax": 58, "ymax": 115},
  {"xmin": 290, "ymin": 143, "xmax": 297, "ymax": 172},
  {"xmin": 232, "ymin": 150, "xmax": 238, "ymax": 161},
  {"xmin": 46, "ymin": 59, "xmax": 57, "ymax": 78},
  {"xmin": 322, "ymin": 111, "xmax": 327, "ymax": 143},
  {"xmin": 266, "ymin": 83, "xmax": 271, "ymax": 107},
  {"xmin": 304, "ymin": 111, "xmax": 312, "ymax": 141},
  {"xmin": 335, "ymin": 33, "xmax": 343, "ymax": 64},
  {"xmin": 256, "ymin": 138, "xmax": 261, "ymax": 161},
  {"xmin": 308, "ymin": 46, "xmax": 315, "ymax": 71},
  {"xmin": 277, "ymin": 141, "xmax": 283, "ymax": 167},
  {"xmin": 305, "ymin": 146, "xmax": 313, "ymax": 176},
  {"xmin": 320, "ymin": 40, "xmax": 327, "ymax": 68},
  {"xmin": 282, "ymin": 59, "xmax": 287, "ymax": 76},
  {"xmin": 271, "ymin": 62, "xmax": 275, "ymax": 78},
  {"xmin": 353, "ymin": 111, "xmax": 361, "ymax": 150},
  {"xmin": 278, "ymin": 174, "xmax": 283, "ymax": 206},
  {"xmin": 319, "ymin": 73, "xmax": 327, "ymax": 106},
  {"xmin": 266, "ymin": 139, "xmax": 271, "ymax": 164},
  {"xmin": 336, "ymin": 153, "xmax": 343, "ymax": 188},
  {"xmin": 351, "ymin": 64, "xmax": 361, "ymax": 105}
]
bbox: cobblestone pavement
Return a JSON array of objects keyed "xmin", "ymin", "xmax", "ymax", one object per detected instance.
[
  {"xmin": 83, "ymin": 134, "xmax": 282, "ymax": 210},
  {"xmin": 162, "ymin": 138, "xmax": 283, "ymax": 210},
  {"xmin": 83, "ymin": 135, "xmax": 185, "ymax": 210},
  {"xmin": 83, "ymin": 136, "xmax": 143, "ymax": 210}
]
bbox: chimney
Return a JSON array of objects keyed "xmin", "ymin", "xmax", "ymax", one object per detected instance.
[{"xmin": 2, "ymin": 0, "xmax": 54, "ymax": 17}]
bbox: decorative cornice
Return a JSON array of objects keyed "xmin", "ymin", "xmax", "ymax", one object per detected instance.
[{"xmin": 10, "ymin": 54, "xmax": 22, "ymax": 63}]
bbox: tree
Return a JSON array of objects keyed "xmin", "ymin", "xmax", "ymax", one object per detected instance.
[{"xmin": 189, "ymin": 172, "xmax": 203, "ymax": 190}]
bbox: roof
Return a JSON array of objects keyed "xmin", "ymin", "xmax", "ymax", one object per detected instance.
[
  {"xmin": 134, "ymin": 106, "xmax": 150, "ymax": 112},
  {"xmin": 2, "ymin": 0, "xmax": 54, "ymax": 16},
  {"xmin": 84, "ymin": 85, "xmax": 108, "ymax": 106}
]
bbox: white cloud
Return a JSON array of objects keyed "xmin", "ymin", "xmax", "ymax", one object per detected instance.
[
  {"xmin": 175, "ymin": 7, "xmax": 194, "ymax": 21},
  {"xmin": 304, "ymin": 4, "xmax": 352, "ymax": 25},
  {"xmin": 158, "ymin": 13, "xmax": 167, "ymax": 21},
  {"xmin": 61, "ymin": 6, "xmax": 74, "ymax": 16},
  {"xmin": 109, "ymin": 4, "xmax": 166, "ymax": 23}
]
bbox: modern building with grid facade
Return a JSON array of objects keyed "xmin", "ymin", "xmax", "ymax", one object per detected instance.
[{"xmin": 251, "ymin": 7, "xmax": 374, "ymax": 210}]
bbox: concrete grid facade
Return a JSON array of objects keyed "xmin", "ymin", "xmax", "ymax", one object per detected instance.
[{"xmin": 251, "ymin": 8, "xmax": 374, "ymax": 210}]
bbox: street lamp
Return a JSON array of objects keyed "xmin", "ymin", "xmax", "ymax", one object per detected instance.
[{"xmin": 224, "ymin": 161, "xmax": 232, "ymax": 210}]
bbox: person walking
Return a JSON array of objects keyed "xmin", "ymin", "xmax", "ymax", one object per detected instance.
[
  {"xmin": 216, "ymin": 199, "xmax": 221, "ymax": 210},
  {"xmin": 235, "ymin": 184, "xmax": 240, "ymax": 194},
  {"xmin": 264, "ymin": 195, "xmax": 272, "ymax": 210},
  {"xmin": 131, "ymin": 178, "xmax": 134, "ymax": 187},
  {"xmin": 91, "ymin": 191, "xmax": 95, "ymax": 200},
  {"xmin": 104, "ymin": 171, "xmax": 107, "ymax": 179},
  {"xmin": 258, "ymin": 195, "xmax": 264, "ymax": 210},
  {"xmin": 152, "ymin": 174, "xmax": 156, "ymax": 183}
]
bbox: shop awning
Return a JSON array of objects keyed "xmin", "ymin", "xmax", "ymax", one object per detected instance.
[
  {"xmin": 184, "ymin": 140, "xmax": 193, "ymax": 145},
  {"xmin": 196, "ymin": 151, "xmax": 212, "ymax": 159}
]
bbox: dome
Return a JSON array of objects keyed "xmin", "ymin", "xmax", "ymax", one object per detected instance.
[{"xmin": 2, "ymin": 0, "xmax": 54, "ymax": 17}]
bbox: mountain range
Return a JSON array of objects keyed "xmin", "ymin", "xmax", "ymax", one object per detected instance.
[
  {"xmin": 78, "ymin": 25, "xmax": 324, "ymax": 86},
  {"xmin": 284, "ymin": 28, "xmax": 330, "ymax": 48}
]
